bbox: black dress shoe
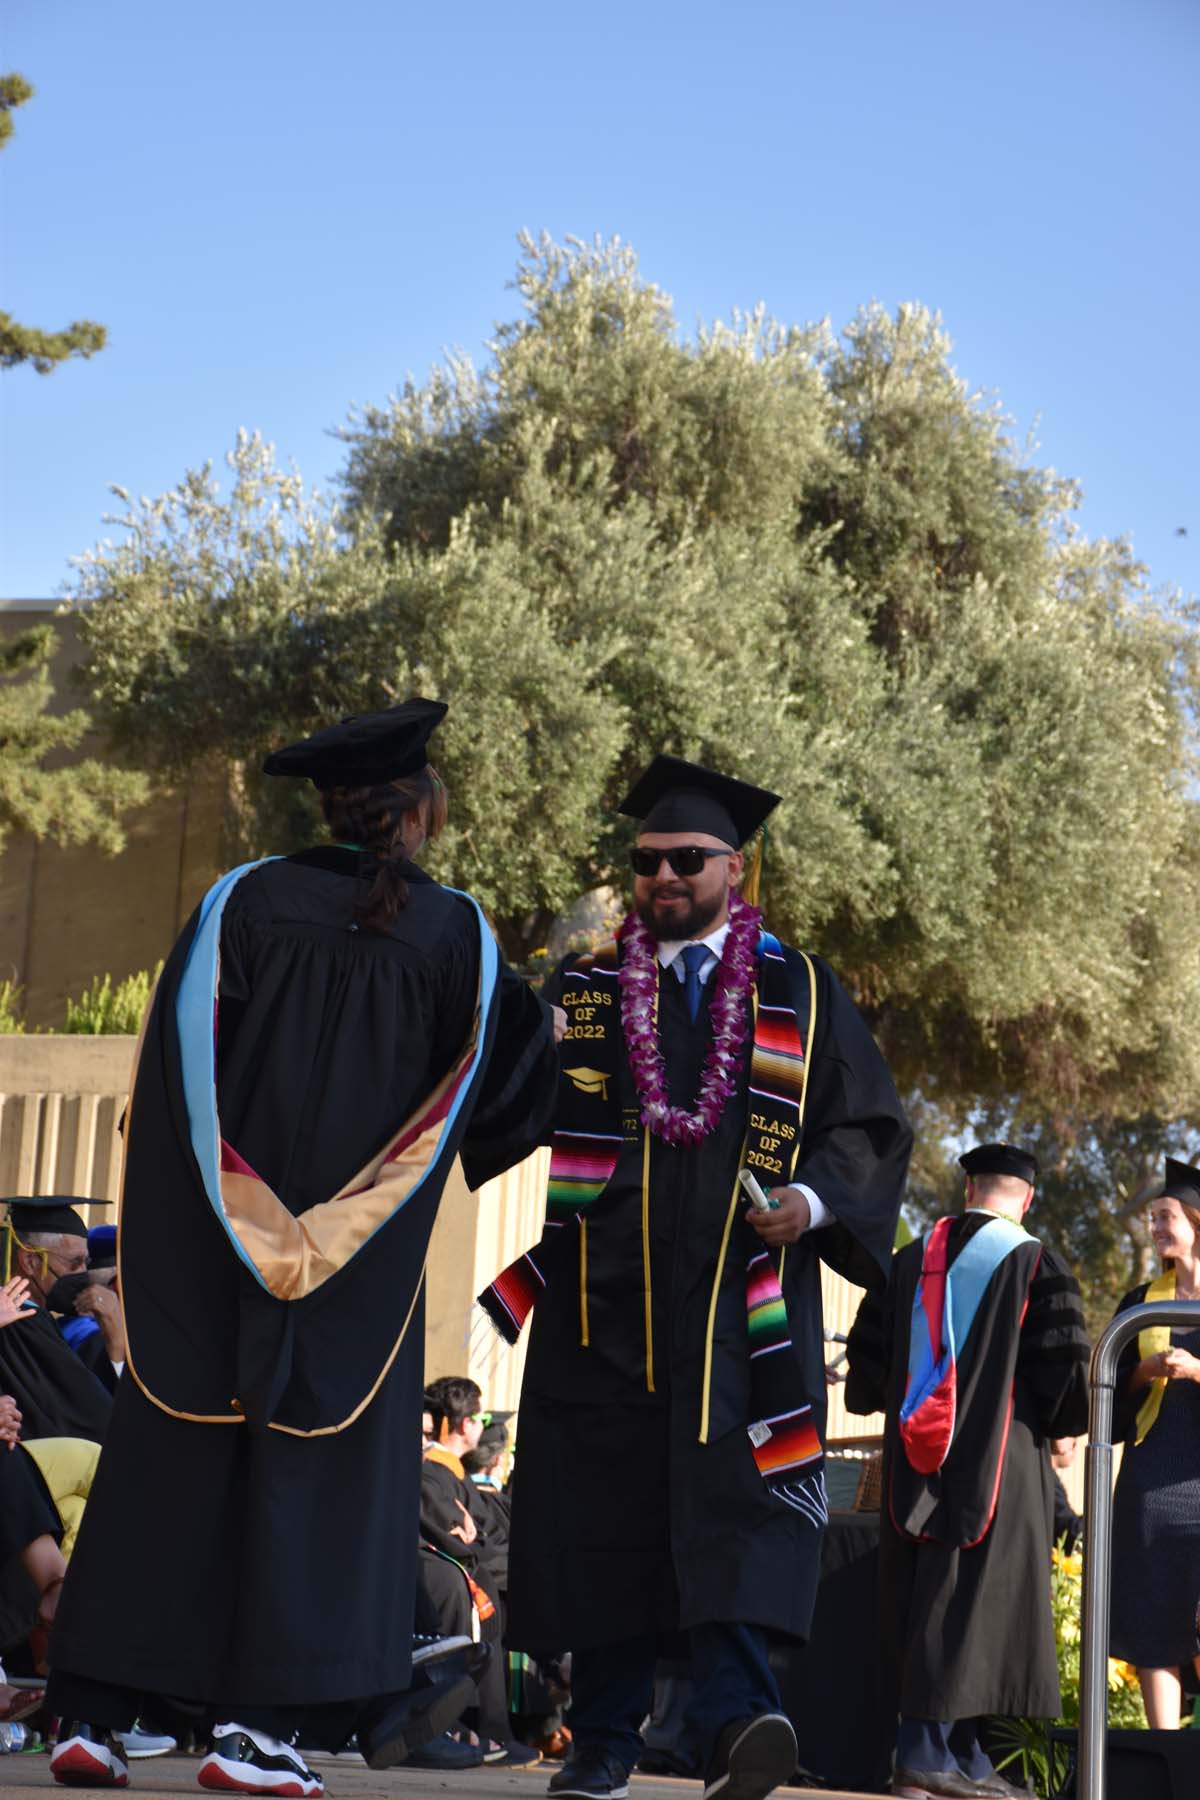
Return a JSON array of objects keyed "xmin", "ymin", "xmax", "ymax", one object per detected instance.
[
  {"xmin": 974, "ymin": 1776, "xmax": 1037, "ymax": 1799},
  {"xmin": 893, "ymin": 1770, "xmax": 1006, "ymax": 1799},
  {"xmin": 358, "ymin": 1670, "xmax": 476, "ymax": 1769},
  {"xmin": 703, "ymin": 1713, "xmax": 798, "ymax": 1800},
  {"xmin": 403, "ymin": 1732, "xmax": 485, "ymax": 1770},
  {"xmin": 547, "ymin": 1747, "xmax": 631, "ymax": 1798}
]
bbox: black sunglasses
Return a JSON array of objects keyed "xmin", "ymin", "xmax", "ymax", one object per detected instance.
[{"xmin": 630, "ymin": 846, "xmax": 733, "ymax": 878}]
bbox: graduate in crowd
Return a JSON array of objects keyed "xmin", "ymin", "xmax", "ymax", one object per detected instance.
[
  {"xmin": 480, "ymin": 756, "xmax": 911, "ymax": 1800},
  {"xmin": 45, "ymin": 700, "xmax": 562, "ymax": 1796},
  {"xmin": 0, "ymin": 1200, "xmax": 115, "ymax": 1439},
  {"xmin": 419, "ymin": 1376, "xmax": 528, "ymax": 1766},
  {"xmin": 846, "ymin": 1143, "xmax": 1090, "ymax": 1800},
  {"xmin": 1108, "ymin": 1157, "xmax": 1200, "ymax": 1728}
]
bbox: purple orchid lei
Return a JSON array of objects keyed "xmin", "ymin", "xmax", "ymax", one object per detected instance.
[{"xmin": 617, "ymin": 891, "xmax": 763, "ymax": 1145}]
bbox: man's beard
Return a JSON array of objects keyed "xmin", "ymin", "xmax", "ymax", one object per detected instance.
[{"xmin": 635, "ymin": 885, "xmax": 727, "ymax": 942}]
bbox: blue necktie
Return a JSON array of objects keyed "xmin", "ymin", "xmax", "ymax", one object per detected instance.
[{"xmin": 680, "ymin": 944, "xmax": 711, "ymax": 1024}]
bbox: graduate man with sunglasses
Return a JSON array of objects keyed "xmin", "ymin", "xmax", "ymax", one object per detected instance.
[{"xmin": 481, "ymin": 757, "xmax": 912, "ymax": 1800}]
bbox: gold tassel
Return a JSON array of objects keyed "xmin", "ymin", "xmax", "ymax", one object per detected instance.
[{"xmin": 742, "ymin": 828, "xmax": 766, "ymax": 909}]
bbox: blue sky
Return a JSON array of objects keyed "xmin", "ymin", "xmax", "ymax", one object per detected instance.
[{"xmin": 2, "ymin": 0, "xmax": 1197, "ymax": 602}]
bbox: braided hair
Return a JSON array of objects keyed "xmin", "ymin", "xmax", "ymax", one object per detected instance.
[{"xmin": 320, "ymin": 764, "xmax": 447, "ymax": 933}]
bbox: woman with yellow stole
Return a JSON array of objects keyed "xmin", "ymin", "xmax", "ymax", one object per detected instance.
[{"xmin": 1109, "ymin": 1157, "xmax": 1200, "ymax": 1728}]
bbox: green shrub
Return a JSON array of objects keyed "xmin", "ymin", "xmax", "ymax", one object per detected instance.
[
  {"xmin": 0, "ymin": 979, "xmax": 25, "ymax": 1034},
  {"xmin": 63, "ymin": 963, "xmax": 162, "ymax": 1035},
  {"xmin": 989, "ymin": 1542, "xmax": 1147, "ymax": 1796}
]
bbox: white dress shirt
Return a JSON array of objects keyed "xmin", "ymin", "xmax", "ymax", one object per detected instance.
[{"xmin": 656, "ymin": 925, "xmax": 832, "ymax": 1232}]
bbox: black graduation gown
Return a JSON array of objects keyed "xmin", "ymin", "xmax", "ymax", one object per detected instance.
[
  {"xmin": 50, "ymin": 848, "xmax": 557, "ymax": 1711},
  {"xmin": 67, "ymin": 1320, "xmax": 121, "ymax": 1396},
  {"xmin": 845, "ymin": 1211, "xmax": 1090, "ymax": 1719},
  {"xmin": 507, "ymin": 949, "xmax": 910, "ymax": 1653},
  {"xmin": 420, "ymin": 1450, "xmax": 493, "ymax": 1578},
  {"xmin": 0, "ymin": 1307, "xmax": 112, "ymax": 1442}
]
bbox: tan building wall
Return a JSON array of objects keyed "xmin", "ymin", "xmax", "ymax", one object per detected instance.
[{"xmin": 0, "ymin": 604, "xmax": 225, "ymax": 1031}]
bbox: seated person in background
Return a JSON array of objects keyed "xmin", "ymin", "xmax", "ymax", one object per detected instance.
[
  {"xmin": 4, "ymin": 1198, "xmax": 125, "ymax": 1392},
  {"xmin": 423, "ymin": 1377, "xmax": 539, "ymax": 1768},
  {"xmin": 463, "ymin": 1417, "xmax": 512, "ymax": 1591},
  {"xmin": 0, "ymin": 1262, "xmax": 111, "ymax": 1443},
  {"xmin": 0, "ymin": 1386, "xmax": 67, "ymax": 1717}
]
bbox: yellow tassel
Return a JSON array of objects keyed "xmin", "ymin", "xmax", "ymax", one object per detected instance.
[{"xmin": 742, "ymin": 830, "xmax": 765, "ymax": 909}]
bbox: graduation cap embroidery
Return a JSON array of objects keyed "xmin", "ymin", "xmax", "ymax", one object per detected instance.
[{"xmin": 564, "ymin": 1067, "xmax": 610, "ymax": 1101}]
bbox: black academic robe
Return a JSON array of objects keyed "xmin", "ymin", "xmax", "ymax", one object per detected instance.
[
  {"xmin": 61, "ymin": 1319, "xmax": 121, "ymax": 1396},
  {"xmin": 507, "ymin": 948, "xmax": 910, "ymax": 1653},
  {"xmin": 50, "ymin": 848, "xmax": 557, "ymax": 1711},
  {"xmin": 845, "ymin": 1211, "xmax": 1090, "ymax": 1720},
  {"xmin": 0, "ymin": 1307, "xmax": 111, "ymax": 1442},
  {"xmin": 420, "ymin": 1449, "xmax": 498, "ymax": 1581}
]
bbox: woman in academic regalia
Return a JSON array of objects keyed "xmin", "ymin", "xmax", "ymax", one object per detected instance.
[
  {"xmin": 45, "ymin": 700, "xmax": 560, "ymax": 1796},
  {"xmin": 1110, "ymin": 1158, "xmax": 1200, "ymax": 1728}
]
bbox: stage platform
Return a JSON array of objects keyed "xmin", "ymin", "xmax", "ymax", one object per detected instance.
[{"xmin": 0, "ymin": 1752, "xmax": 880, "ymax": 1800}]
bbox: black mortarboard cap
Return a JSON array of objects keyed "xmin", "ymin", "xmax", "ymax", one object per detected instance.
[
  {"xmin": 4, "ymin": 1195, "xmax": 110, "ymax": 1239},
  {"xmin": 262, "ymin": 699, "xmax": 447, "ymax": 791},
  {"xmin": 1160, "ymin": 1157, "xmax": 1200, "ymax": 1206},
  {"xmin": 958, "ymin": 1143, "xmax": 1039, "ymax": 1186},
  {"xmin": 618, "ymin": 755, "xmax": 781, "ymax": 850}
]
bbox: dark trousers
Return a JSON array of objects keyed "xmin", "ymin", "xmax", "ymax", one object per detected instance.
[
  {"xmin": 897, "ymin": 1717, "xmax": 996, "ymax": 1780},
  {"xmin": 571, "ymin": 1624, "xmax": 781, "ymax": 1771}
]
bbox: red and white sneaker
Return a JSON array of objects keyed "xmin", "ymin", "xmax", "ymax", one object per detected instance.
[
  {"xmin": 51, "ymin": 1724, "xmax": 131, "ymax": 1788},
  {"xmin": 198, "ymin": 1726, "xmax": 323, "ymax": 1798}
]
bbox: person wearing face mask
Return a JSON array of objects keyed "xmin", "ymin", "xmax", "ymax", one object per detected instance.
[
  {"xmin": 1109, "ymin": 1157, "xmax": 1200, "ymax": 1730},
  {"xmin": 44, "ymin": 700, "xmax": 562, "ymax": 1797},
  {"xmin": 4, "ymin": 1198, "xmax": 125, "ymax": 1389},
  {"xmin": 0, "ymin": 1205, "xmax": 112, "ymax": 1443}
]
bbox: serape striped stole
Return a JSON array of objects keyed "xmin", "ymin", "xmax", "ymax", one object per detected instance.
[{"xmin": 480, "ymin": 928, "xmax": 825, "ymax": 1487}]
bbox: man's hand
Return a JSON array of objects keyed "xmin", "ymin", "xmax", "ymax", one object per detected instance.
[
  {"xmin": 0, "ymin": 1277, "xmax": 33, "ymax": 1330},
  {"xmin": 552, "ymin": 1006, "xmax": 568, "ymax": 1045},
  {"xmin": 745, "ymin": 1187, "xmax": 811, "ymax": 1246},
  {"xmin": 0, "ymin": 1393, "xmax": 22, "ymax": 1448},
  {"xmin": 75, "ymin": 1283, "xmax": 127, "ymax": 1361},
  {"xmin": 449, "ymin": 1499, "xmax": 478, "ymax": 1545}
]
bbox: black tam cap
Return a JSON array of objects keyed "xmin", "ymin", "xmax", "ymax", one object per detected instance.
[
  {"xmin": 1160, "ymin": 1158, "xmax": 1200, "ymax": 1207},
  {"xmin": 262, "ymin": 699, "xmax": 447, "ymax": 791},
  {"xmin": 4, "ymin": 1195, "xmax": 110, "ymax": 1239},
  {"xmin": 618, "ymin": 755, "xmax": 781, "ymax": 850},
  {"xmin": 958, "ymin": 1143, "xmax": 1039, "ymax": 1186}
]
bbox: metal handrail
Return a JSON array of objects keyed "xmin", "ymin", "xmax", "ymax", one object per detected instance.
[{"xmin": 1078, "ymin": 1298, "xmax": 1200, "ymax": 1800}]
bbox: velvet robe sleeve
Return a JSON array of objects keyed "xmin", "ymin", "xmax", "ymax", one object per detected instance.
[
  {"xmin": 459, "ymin": 964, "xmax": 559, "ymax": 1191},
  {"xmin": 844, "ymin": 1270, "xmax": 898, "ymax": 1418},
  {"xmin": 1014, "ymin": 1243, "xmax": 1090, "ymax": 1438},
  {"xmin": 789, "ymin": 953, "xmax": 912, "ymax": 1292},
  {"xmin": 419, "ymin": 1458, "xmax": 481, "ymax": 1572},
  {"xmin": 72, "ymin": 1326, "xmax": 121, "ymax": 1395}
]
